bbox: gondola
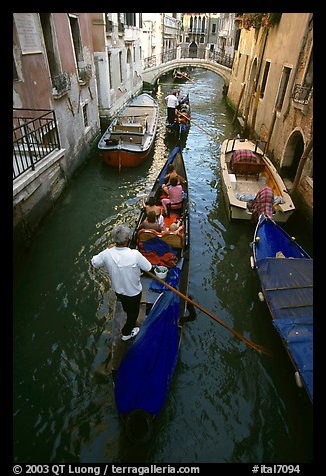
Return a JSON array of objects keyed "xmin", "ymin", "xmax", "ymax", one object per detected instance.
[
  {"xmin": 111, "ymin": 145, "xmax": 195, "ymax": 443},
  {"xmin": 251, "ymin": 214, "xmax": 313, "ymax": 403},
  {"xmin": 172, "ymin": 68, "xmax": 191, "ymax": 82},
  {"xmin": 166, "ymin": 93, "xmax": 191, "ymax": 141},
  {"xmin": 98, "ymin": 93, "xmax": 158, "ymax": 170},
  {"xmin": 220, "ymin": 138, "xmax": 295, "ymax": 222}
]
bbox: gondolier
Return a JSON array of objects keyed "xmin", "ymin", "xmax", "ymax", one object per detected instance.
[
  {"xmin": 165, "ymin": 90, "xmax": 179, "ymax": 125},
  {"xmin": 91, "ymin": 224, "xmax": 152, "ymax": 341}
]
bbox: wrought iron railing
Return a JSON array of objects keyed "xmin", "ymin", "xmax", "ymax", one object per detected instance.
[
  {"xmin": 292, "ymin": 84, "xmax": 312, "ymax": 105},
  {"xmin": 13, "ymin": 109, "xmax": 60, "ymax": 180},
  {"xmin": 208, "ymin": 49, "xmax": 233, "ymax": 68},
  {"xmin": 78, "ymin": 64, "xmax": 92, "ymax": 83},
  {"xmin": 187, "ymin": 27, "xmax": 207, "ymax": 34},
  {"xmin": 52, "ymin": 71, "xmax": 71, "ymax": 96}
]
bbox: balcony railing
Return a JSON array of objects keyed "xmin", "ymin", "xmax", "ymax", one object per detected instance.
[
  {"xmin": 208, "ymin": 49, "xmax": 233, "ymax": 68},
  {"xmin": 13, "ymin": 109, "xmax": 60, "ymax": 180},
  {"xmin": 292, "ymin": 84, "xmax": 312, "ymax": 105},
  {"xmin": 78, "ymin": 64, "xmax": 92, "ymax": 83},
  {"xmin": 52, "ymin": 71, "xmax": 71, "ymax": 96}
]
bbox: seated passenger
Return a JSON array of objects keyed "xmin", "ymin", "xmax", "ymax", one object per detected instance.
[
  {"xmin": 163, "ymin": 164, "xmax": 184, "ymax": 190},
  {"xmin": 142, "ymin": 196, "xmax": 164, "ymax": 228},
  {"xmin": 169, "ymin": 219, "xmax": 183, "ymax": 234},
  {"xmin": 248, "ymin": 179, "xmax": 274, "ymax": 222},
  {"xmin": 139, "ymin": 210, "xmax": 164, "ymax": 232},
  {"xmin": 162, "ymin": 177, "xmax": 183, "ymax": 217}
]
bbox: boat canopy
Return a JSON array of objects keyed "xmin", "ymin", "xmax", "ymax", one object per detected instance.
[
  {"xmin": 114, "ymin": 290, "xmax": 180, "ymax": 416},
  {"xmin": 256, "ymin": 257, "xmax": 313, "ymax": 401}
]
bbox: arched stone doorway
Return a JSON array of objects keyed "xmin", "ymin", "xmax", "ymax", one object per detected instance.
[
  {"xmin": 189, "ymin": 41, "xmax": 198, "ymax": 58},
  {"xmin": 281, "ymin": 130, "xmax": 305, "ymax": 180}
]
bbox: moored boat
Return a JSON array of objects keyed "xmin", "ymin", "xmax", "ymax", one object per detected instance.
[
  {"xmin": 98, "ymin": 93, "xmax": 158, "ymax": 170},
  {"xmin": 251, "ymin": 214, "xmax": 313, "ymax": 402},
  {"xmin": 111, "ymin": 145, "xmax": 195, "ymax": 442},
  {"xmin": 220, "ymin": 138, "xmax": 295, "ymax": 222}
]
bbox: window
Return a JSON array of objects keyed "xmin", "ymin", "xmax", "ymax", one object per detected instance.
[
  {"xmin": 119, "ymin": 51, "xmax": 123, "ymax": 83},
  {"xmin": 293, "ymin": 49, "xmax": 313, "ymax": 104},
  {"xmin": 108, "ymin": 52, "xmax": 112, "ymax": 89},
  {"xmin": 276, "ymin": 66, "xmax": 291, "ymax": 111},
  {"xmin": 212, "ymin": 23, "xmax": 216, "ymax": 34},
  {"xmin": 118, "ymin": 13, "xmax": 124, "ymax": 32},
  {"xmin": 125, "ymin": 13, "xmax": 136, "ymax": 27},
  {"xmin": 303, "ymin": 49, "xmax": 313, "ymax": 89},
  {"xmin": 69, "ymin": 15, "xmax": 84, "ymax": 65},
  {"xmin": 236, "ymin": 53, "xmax": 242, "ymax": 78},
  {"xmin": 82, "ymin": 103, "xmax": 88, "ymax": 128},
  {"xmin": 39, "ymin": 13, "xmax": 60, "ymax": 79},
  {"xmin": 260, "ymin": 61, "xmax": 270, "ymax": 98},
  {"xmin": 105, "ymin": 13, "xmax": 113, "ymax": 33},
  {"xmin": 234, "ymin": 28, "xmax": 240, "ymax": 51},
  {"xmin": 13, "ymin": 54, "xmax": 19, "ymax": 81},
  {"xmin": 242, "ymin": 55, "xmax": 249, "ymax": 83}
]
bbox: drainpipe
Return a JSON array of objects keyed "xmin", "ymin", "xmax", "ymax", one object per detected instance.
[
  {"xmin": 290, "ymin": 138, "xmax": 313, "ymax": 195},
  {"xmin": 255, "ymin": 28, "xmax": 268, "ymax": 86}
]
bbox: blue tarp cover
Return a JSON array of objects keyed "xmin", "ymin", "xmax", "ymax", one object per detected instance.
[
  {"xmin": 114, "ymin": 290, "xmax": 180, "ymax": 416},
  {"xmin": 256, "ymin": 258, "xmax": 313, "ymax": 320},
  {"xmin": 272, "ymin": 317, "xmax": 313, "ymax": 400},
  {"xmin": 142, "ymin": 236, "xmax": 175, "ymax": 256},
  {"xmin": 256, "ymin": 256, "xmax": 313, "ymax": 402}
]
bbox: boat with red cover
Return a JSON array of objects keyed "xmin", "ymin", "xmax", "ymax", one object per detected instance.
[{"xmin": 98, "ymin": 93, "xmax": 158, "ymax": 170}]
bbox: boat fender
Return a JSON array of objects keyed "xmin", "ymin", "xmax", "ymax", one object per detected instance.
[
  {"xmin": 124, "ymin": 409, "xmax": 154, "ymax": 445},
  {"xmin": 258, "ymin": 291, "xmax": 265, "ymax": 302},
  {"xmin": 294, "ymin": 371, "xmax": 303, "ymax": 388},
  {"xmin": 250, "ymin": 256, "xmax": 255, "ymax": 269}
]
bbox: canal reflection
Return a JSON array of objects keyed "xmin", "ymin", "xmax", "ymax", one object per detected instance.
[{"xmin": 13, "ymin": 68, "xmax": 313, "ymax": 464}]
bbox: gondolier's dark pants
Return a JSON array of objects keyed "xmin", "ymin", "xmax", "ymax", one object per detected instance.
[
  {"xmin": 115, "ymin": 291, "xmax": 142, "ymax": 336},
  {"xmin": 167, "ymin": 107, "xmax": 176, "ymax": 124}
]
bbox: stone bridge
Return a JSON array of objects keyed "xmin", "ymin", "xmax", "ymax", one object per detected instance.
[{"xmin": 142, "ymin": 58, "xmax": 232, "ymax": 88}]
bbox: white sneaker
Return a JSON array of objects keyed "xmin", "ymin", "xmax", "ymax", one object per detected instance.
[{"xmin": 121, "ymin": 327, "xmax": 140, "ymax": 341}]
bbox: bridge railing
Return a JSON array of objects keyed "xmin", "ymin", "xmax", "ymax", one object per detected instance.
[{"xmin": 143, "ymin": 47, "xmax": 234, "ymax": 71}]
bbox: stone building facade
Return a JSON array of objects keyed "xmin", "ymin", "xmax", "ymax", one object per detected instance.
[
  {"xmin": 13, "ymin": 13, "xmax": 100, "ymax": 249},
  {"xmin": 226, "ymin": 13, "xmax": 313, "ymax": 218},
  {"xmin": 90, "ymin": 13, "xmax": 144, "ymax": 131}
]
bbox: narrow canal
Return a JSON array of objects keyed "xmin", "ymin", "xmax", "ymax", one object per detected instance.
[{"xmin": 13, "ymin": 69, "xmax": 313, "ymax": 464}]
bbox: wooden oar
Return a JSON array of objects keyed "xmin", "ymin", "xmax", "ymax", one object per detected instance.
[
  {"xmin": 179, "ymin": 71, "xmax": 195, "ymax": 82},
  {"xmin": 145, "ymin": 270, "xmax": 272, "ymax": 357},
  {"xmin": 177, "ymin": 111, "xmax": 218, "ymax": 139}
]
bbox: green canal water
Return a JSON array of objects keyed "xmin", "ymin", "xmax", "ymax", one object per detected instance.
[{"xmin": 13, "ymin": 69, "xmax": 313, "ymax": 463}]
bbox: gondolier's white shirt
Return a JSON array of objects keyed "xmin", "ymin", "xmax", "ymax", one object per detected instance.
[
  {"xmin": 165, "ymin": 94, "xmax": 179, "ymax": 108},
  {"xmin": 91, "ymin": 247, "xmax": 152, "ymax": 296}
]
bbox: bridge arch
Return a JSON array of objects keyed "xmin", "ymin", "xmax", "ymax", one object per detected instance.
[{"xmin": 142, "ymin": 58, "xmax": 232, "ymax": 88}]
